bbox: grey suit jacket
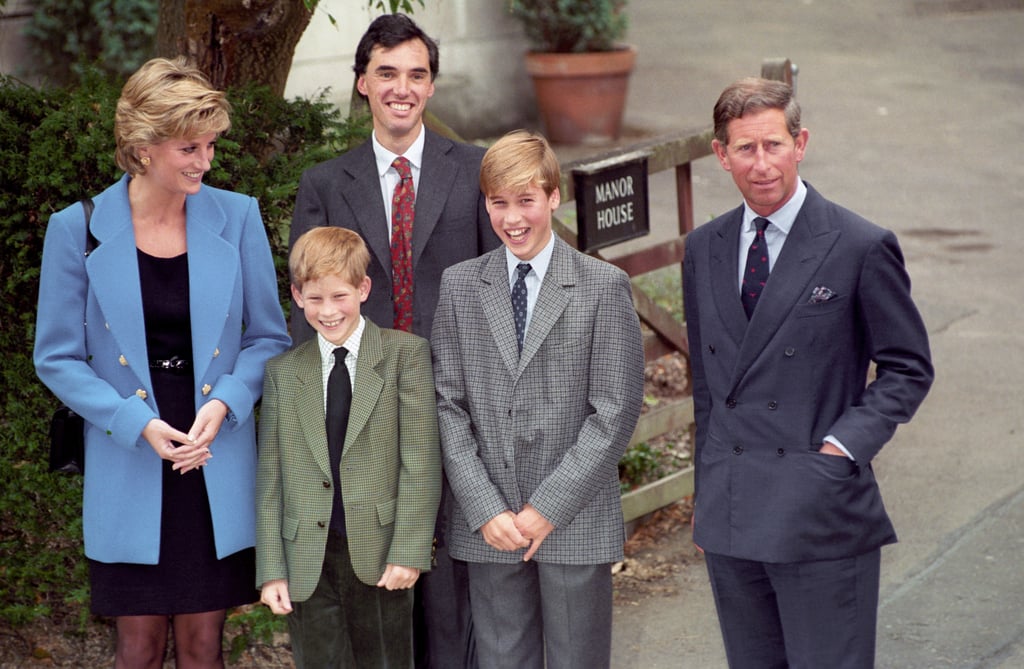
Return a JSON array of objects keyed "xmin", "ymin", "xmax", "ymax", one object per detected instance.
[
  {"xmin": 432, "ymin": 237, "xmax": 646, "ymax": 565},
  {"xmin": 289, "ymin": 128, "xmax": 500, "ymax": 341},
  {"xmin": 255, "ymin": 319, "xmax": 441, "ymax": 600},
  {"xmin": 683, "ymin": 182, "xmax": 934, "ymax": 564}
]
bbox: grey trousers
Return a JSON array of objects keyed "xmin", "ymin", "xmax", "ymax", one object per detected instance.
[{"xmin": 467, "ymin": 560, "xmax": 612, "ymax": 669}]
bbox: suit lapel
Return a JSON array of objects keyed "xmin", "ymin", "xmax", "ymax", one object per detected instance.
[
  {"xmin": 294, "ymin": 341, "xmax": 332, "ymax": 478},
  {"xmin": 518, "ymin": 237, "xmax": 574, "ymax": 372},
  {"xmin": 341, "ymin": 142, "xmax": 392, "ymax": 276},
  {"xmin": 708, "ymin": 207, "xmax": 748, "ymax": 349},
  {"xmin": 184, "ymin": 187, "xmax": 235, "ymax": 385},
  {"xmin": 731, "ymin": 185, "xmax": 840, "ymax": 385},
  {"xmin": 87, "ymin": 177, "xmax": 151, "ymax": 389},
  {"xmin": 345, "ymin": 320, "xmax": 385, "ymax": 456},
  {"xmin": 479, "ymin": 250, "xmax": 521, "ymax": 376},
  {"xmin": 412, "ymin": 130, "xmax": 453, "ymax": 267}
]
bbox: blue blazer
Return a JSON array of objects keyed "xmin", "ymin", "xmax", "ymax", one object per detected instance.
[
  {"xmin": 683, "ymin": 183, "xmax": 933, "ymax": 563},
  {"xmin": 34, "ymin": 174, "xmax": 290, "ymax": 564}
]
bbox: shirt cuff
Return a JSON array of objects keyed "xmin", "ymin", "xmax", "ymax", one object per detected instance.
[{"xmin": 823, "ymin": 435, "xmax": 855, "ymax": 461}]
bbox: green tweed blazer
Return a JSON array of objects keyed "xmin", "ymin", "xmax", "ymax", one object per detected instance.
[{"xmin": 256, "ymin": 319, "xmax": 441, "ymax": 601}]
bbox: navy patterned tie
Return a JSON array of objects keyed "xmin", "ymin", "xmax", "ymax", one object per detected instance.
[
  {"xmin": 511, "ymin": 263, "xmax": 532, "ymax": 354},
  {"xmin": 741, "ymin": 217, "xmax": 771, "ymax": 319}
]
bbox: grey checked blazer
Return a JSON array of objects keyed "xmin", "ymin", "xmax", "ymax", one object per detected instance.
[
  {"xmin": 432, "ymin": 236, "xmax": 645, "ymax": 565},
  {"xmin": 256, "ymin": 319, "xmax": 441, "ymax": 601}
]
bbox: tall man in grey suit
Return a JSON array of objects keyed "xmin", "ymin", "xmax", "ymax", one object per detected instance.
[
  {"xmin": 684, "ymin": 77, "xmax": 934, "ymax": 668},
  {"xmin": 288, "ymin": 14, "xmax": 500, "ymax": 668},
  {"xmin": 432, "ymin": 131, "xmax": 646, "ymax": 669}
]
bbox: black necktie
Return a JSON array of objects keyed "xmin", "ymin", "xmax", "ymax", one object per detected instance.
[
  {"xmin": 511, "ymin": 263, "xmax": 532, "ymax": 354},
  {"xmin": 741, "ymin": 217, "xmax": 771, "ymax": 319},
  {"xmin": 326, "ymin": 346, "xmax": 351, "ymax": 533}
]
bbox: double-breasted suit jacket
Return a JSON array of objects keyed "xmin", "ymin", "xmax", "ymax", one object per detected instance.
[
  {"xmin": 289, "ymin": 128, "xmax": 500, "ymax": 341},
  {"xmin": 432, "ymin": 237, "xmax": 646, "ymax": 565},
  {"xmin": 683, "ymin": 182, "xmax": 934, "ymax": 564},
  {"xmin": 255, "ymin": 319, "xmax": 441, "ymax": 601},
  {"xmin": 34, "ymin": 175, "xmax": 291, "ymax": 564}
]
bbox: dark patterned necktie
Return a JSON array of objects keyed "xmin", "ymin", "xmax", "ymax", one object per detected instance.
[
  {"xmin": 512, "ymin": 262, "xmax": 532, "ymax": 354},
  {"xmin": 326, "ymin": 346, "xmax": 351, "ymax": 533},
  {"xmin": 741, "ymin": 217, "xmax": 771, "ymax": 319},
  {"xmin": 390, "ymin": 156, "xmax": 414, "ymax": 331}
]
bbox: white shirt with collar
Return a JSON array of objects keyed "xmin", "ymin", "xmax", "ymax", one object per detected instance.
[
  {"xmin": 736, "ymin": 178, "xmax": 807, "ymax": 292},
  {"xmin": 317, "ymin": 316, "xmax": 365, "ymax": 413},
  {"xmin": 372, "ymin": 126, "xmax": 426, "ymax": 237},
  {"xmin": 504, "ymin": 233, "xmax": 556, "ymax": 340}
]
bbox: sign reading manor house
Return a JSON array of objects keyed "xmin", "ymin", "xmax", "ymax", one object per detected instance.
[{"xmin": 572, "ymin": 151, "xmax": 650, "ymax": 253}]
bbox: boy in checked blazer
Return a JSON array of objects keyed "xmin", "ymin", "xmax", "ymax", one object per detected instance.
[
  {"xmin": 256, "ymin": 227, "xmax": 441, "ymax": 667},
  {"xmin": 431, "ymin": 130, "xmax": 646, "ymax": 669}
]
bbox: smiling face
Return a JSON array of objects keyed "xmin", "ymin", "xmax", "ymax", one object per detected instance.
[
  {"xmin": 712, "ymin": 108, "xmax": 809, "ymax": 217},
  {"xmin": 486, "ymin": 182, "xmax": 560, "ymax": 261},
  {"xmin": 138, "ymin": 132, "xmax": 218, "ymax": 196},
  {"xmin": 292, "ymin": 273, "xmax": 371, "ymax": 346},
  {"xmin": 356, "ymin": 38, "xmax": 435, "ymax": 153}
]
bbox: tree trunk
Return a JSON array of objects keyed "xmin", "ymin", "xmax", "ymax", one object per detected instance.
[{"xmin": 156, "ymin": 0, "xmax": 314, "ymax": 96}]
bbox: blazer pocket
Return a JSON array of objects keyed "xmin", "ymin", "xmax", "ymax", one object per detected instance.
[
  {"xmin": 794, "ymin": 295, "xmax": 848, "ymax": 318},
  {"xmin": 376, "ymin": 497, "xmax": 397, "ymax": 527},
  {"xmin": 282, "ymin": 514, "xmax": 300, "ymax": 541},
  {"xmin": 806, "ymin": 447, "xmax": 859, "ymax": 480}
]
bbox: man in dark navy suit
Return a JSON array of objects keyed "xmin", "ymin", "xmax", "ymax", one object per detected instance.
[{"xmin": 683, "ymin": 77, "xmax": 934, "ymax": 669}]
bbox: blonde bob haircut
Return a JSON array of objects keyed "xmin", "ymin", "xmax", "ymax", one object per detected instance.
[
  {"xmin": 115, "ymin": 57, "xmax": 231, "ymax": 176},
  {"xmin": 480, "ymin": 130, "xmax": 561, "ymax": 198},
  {"xmin": 290, "ymin": 227, "xmax": 371, "ymax": 291}
]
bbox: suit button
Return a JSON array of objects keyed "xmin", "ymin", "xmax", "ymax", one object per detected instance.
[
  {"xmin": 707, "ymin": 345, "xmax": 716, "ymax": 354},
  {"xmin": 784, "ymin": 347, "xmax": 796, "ymax": 357},
  {"xmin": 777, "ymin": 448, "xmax": 785, "ymax": 457},
  {"xmin": 317, "ymin": 521, "xmax": 325, "ymax": 528},
  {"xmin": 733, "ymin": 445, "xmax": 743, "ymax": 455},
  {"xmin": 726, "ymin": 397, "xmax": 737, "ymax": 408},
  {"xmin": 768, "ymin": 401, "xmax": 778, "ymax": 410},
  {"xmin": 323, "ymin": 480, "xmax": 331, "ymax": 488}
]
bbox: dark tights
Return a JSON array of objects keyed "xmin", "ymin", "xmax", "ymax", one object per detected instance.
[{"xmin": 115, "ymin": 609, "xmax": 226, "ymax": 669}]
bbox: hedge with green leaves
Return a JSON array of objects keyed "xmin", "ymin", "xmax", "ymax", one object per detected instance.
[{"xmin": 0, "ymin": 68, "xmax": 366, "ymax": 629}]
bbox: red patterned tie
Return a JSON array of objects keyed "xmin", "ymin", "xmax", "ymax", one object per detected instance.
[{"xmin": 390, "ymin": 156, "xmax": 414, "ymax": 331}]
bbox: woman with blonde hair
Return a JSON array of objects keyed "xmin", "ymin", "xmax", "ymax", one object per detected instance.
[{"xmin": 34, "ymin": 57, "xmax": 290, "ymax": 668}]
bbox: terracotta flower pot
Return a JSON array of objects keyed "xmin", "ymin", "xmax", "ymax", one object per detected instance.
[{"xmin": 525, "ymin": 45, "xmax": 637, "ymax": 145}]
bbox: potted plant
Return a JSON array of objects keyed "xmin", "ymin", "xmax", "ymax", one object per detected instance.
[{"xmin": 509, "ymin": 0, "xmax": 635, "ymax": 144}]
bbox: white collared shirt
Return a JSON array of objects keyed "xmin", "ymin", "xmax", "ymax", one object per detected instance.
[
  {"xmin": 736, "ymin": 178, "xmax": 808, "ymax": 292},
  {"xmin": 504, "ymin": 233, "xmax": 555, "ymax": 338},
  {"xmin": 317, "ymin": 317, "xmax": 365, "ymax": 413},
  {"xmin": 372, "ymin": 126, "xmax": 426, "ymax": 237}
]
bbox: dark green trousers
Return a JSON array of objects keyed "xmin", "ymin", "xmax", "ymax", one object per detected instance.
[{"xmin": 288, "ymin": 531, "xmax": 414, "ymax": 668}]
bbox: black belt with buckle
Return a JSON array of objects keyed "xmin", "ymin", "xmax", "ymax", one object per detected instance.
[{"xmin": 149, "ymin": 356, "xmax": 191, "ymax": 372}]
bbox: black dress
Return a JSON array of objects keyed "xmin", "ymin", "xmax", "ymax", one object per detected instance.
[{"xmin": 88, "ymin": 250, "xmax": 257, "ymax": 616}]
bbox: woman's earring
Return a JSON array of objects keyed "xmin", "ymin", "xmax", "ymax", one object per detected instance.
[{"xmin": 140, "ymin": 156, "xmax": 151, "ymax": 167}]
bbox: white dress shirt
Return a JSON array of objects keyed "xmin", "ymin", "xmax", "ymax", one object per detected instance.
[
  {"xmin": 371, "ymin": 126, "xmax": 425, "ymax": 237},
  {"xmin": 504, "ymin": 233, "xmax": 556, "ymax": 340},
  {"xmin": 317, "ymin": 316, "xmax": 365, "ymax": 413}
]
